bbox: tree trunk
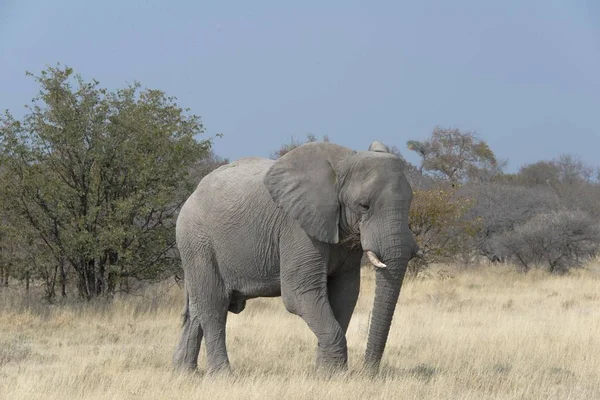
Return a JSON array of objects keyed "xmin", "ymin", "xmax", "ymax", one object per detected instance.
[
  {"xmin": 76, "ymin": 258, "xmax": 97, "ymax": 300},
  {"xmin": 1, "ymin": 264, "xmax": 8, "ymax": 287},
  {"xmin": 97, "ymin": 253, "xmax": 111, "ymax": 296},
  {"xmin": 60, "ymin": 261, "xmax": 67, "ymax": 297},
  {"xmin": 107, "ymin": 271, "xmax": 117, "ymax": 295},
  {"xmin": 120, "ymin": 275, "xmax": 130, "ymax": 294},
  {"xmin": 45, "ymin": 264, "xmax": 58, "ymax": 302}
]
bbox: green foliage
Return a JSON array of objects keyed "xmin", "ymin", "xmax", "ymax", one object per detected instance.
[
  {"xmin": 0, "ymin": 65, "xmax": 212, "ymax": 299},
  {"xmin": 407, "ymin": 127, "xmax": 502, "ymax": 183},
  {"xmin": 408, "ymin": 185, "xmax": 481, "ymax": 272}
]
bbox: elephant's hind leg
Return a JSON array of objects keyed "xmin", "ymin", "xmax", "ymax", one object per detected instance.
[
  {"xmin": 190, "ymin": 254, "xmax": 232, "ymax": 373},
  {"xmin": 173, "ymin": 292, "xmax": 203, "ymax": 371},
  {"xmin": 199, "ymin": 289, "xmax": 231, "ymax": 374}
]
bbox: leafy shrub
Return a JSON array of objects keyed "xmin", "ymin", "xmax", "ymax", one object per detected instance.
[
  {"xmin": 495, "ymin": 210, "xmax": 600, "ymax": 273},
  {"xmin": 408, "ymin": 185, "xmax": 480, "ymax": 273}
]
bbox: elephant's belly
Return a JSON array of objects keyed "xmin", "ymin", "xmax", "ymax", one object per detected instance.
[
  {"xmin": 220, "ymin": 247, "xmax": 282, "ymax": 298},
  {"xmin": 236, "ymin": 278, "xmax": 282, "ymax": 298},
  {"xmin": 224, "ymin": 259, "xmax": 282, "ymax": 298},
  {"xmin": 226, "ymin": 278, "xmax": 281, "ymax": 315}
]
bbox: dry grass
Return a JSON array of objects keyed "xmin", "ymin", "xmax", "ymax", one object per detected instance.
[{"xmin": 1, "ymin": 262, "xmax": 599, "ymax": 400}]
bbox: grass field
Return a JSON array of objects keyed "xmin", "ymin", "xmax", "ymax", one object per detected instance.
[{"xmin": 1, "ymin": 263, "xmax": 599, "ymax": 399}]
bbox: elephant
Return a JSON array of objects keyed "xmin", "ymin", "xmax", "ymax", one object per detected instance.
[
  {"xmin": 367, "ymin": 140, "xmax": 391, "ymax": 153},
  {"xmin": 172, "ymin": 141, "xmax": 418, "ymax": 374}
]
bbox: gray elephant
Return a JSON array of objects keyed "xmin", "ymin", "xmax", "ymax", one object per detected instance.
[{"xmin": 172, "ymin": 141, "xmax": 417, "ymax": 374}]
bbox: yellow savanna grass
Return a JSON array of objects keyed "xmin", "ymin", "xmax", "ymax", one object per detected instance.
[{"xmin": 1, "ymin": 262, "xmax": 599, "ymax": 399}]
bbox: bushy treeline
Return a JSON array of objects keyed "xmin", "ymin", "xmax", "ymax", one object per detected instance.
[{"xmin": 1, "ymin": 66, "xmax": 598, "ymax": 301}]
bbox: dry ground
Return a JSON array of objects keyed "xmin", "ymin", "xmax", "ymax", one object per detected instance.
[{"xmin": 1, "ymin": 263, "xmax": 599, "ymax": 400}]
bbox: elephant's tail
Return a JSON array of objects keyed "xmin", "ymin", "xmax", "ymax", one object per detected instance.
[{"xmin": 181, "ymin": 288, "xmax": 190, "ymax": 328}]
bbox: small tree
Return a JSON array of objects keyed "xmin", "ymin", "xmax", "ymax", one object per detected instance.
[
  {"xmin": 516, "ymin": 161, "xmax": 561, "ymax": 187},
  {"xmin": 407, "ymin": 127, "xmax": 501, "ymax": 183},
  {"xmin": 554, "ymin": 154, "xmax": 595, "ymax": 185},
  {"xmin": 514, "ymin": 154, "xmax": 594, "ymax": 188},
  {"xmin": 408, "ymin": 185, "xmax": 480, "ymax": 273}
]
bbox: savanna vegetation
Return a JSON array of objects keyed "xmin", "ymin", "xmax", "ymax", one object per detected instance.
[
  {"xmin": 1, "ymin": 65, "xmax": 599, "ymax": 399},
  {"xmin": 1, "ymin": 264, "xmax": 599, "ymax": 399}
]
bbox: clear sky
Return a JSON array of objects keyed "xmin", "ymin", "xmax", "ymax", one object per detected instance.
[{"xmin": 1, "ymin": 0, "xmax": 599, "ymax": 171}]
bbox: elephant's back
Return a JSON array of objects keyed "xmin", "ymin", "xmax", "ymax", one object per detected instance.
[
  {"xmin": 179, "ymin": 156, "xmax": 278, "ymax": 229},
  {"xmin": 211, "ymin": 156, "xmax": 274, "ymax": 179},
  {"xmin": 197, "ymin": 157, "xmax": 274, "ymax": 198}
]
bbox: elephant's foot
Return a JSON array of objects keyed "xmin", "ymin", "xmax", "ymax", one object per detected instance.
[
  {"xmin": 316, "ymin": 360, "xmax": 348, "ymax": 374},
  {"xmin": 171, "ymin": 357, "xmax": 201, "ymax": 378},
  {"xmin": 206, "ymin": 361, "xmax": 232, "ymax": 377},
  {"xmin": 172, "ymin": 314, "xmax": 203, "ymax": 372},
  {"xmin": 172, "ymin": 349, "xmax": 199, "ymax": 373},
  {"xmin": 360, "ymin": 359, "xmax": 381, "ymax": 377},
  {"xmin": 315, "ymin": 360, "xmax": 348, "ymax": 380},
  {"xmin": 315, "ymin": 347, "xmax": 348, "ymax": 374}
]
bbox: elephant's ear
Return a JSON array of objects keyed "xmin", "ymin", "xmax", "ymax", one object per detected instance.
[
  {"xmin": 368, "ymin": 141, "xmax": 391, "ymax": 153},
  {"xmin": 264, "ymin": 143, "xmax": 341, "ymax": 244}
]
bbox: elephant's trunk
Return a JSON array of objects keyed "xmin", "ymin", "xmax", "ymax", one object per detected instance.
[{"xmin": 364, "ymin": 247, "xmax": 411, "ymax": 373}]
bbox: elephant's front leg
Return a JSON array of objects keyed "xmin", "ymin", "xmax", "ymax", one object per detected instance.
[
  {"xmin": 280, "ymin": 233, "xmax": 348, "ymax": 369},
  {"xmin": 282, "ymin": 282, "xmax": 348, "ymax": 369},
  {"xmin": 328, "ymin": 267, "xmax": 361, "ymax": 334}
]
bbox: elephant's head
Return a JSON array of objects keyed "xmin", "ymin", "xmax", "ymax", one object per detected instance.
[{"xmin": 264, "ymin": 141, "xmax": 417, "ymax": 372}]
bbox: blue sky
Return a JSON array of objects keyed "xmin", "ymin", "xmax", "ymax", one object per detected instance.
[{"xmin": 1, "ymin": 0, "xmax": 599, "ymax": 171}]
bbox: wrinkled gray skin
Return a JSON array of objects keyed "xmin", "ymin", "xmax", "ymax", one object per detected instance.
[{"xmin": 173, "ymin": 141, "xmax": 417, "ymax": 374}]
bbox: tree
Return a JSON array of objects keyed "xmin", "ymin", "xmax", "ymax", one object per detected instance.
[
  {"xmin": 407, "ymin": 127, "xmax": 501, "ymax": 183},
  {"xmin": 188, "ymin": 149, "xmax": 229, "ymax": 184},
  {"xmin": 0, "ymin": 65, "xmax": 212, "ymax": 300},
  {"xmin": 0, "ymin": 187, "xmax": 15, "ymax": 287},
  {"xmin": 503, "ymin": 155, "xmax": 600, "ymax": 219},
  {"xmin": 554, "ymin": 154, "xmax": 594, "ymax": 185},
  {"xmin": 514, "ymin": 161, "xmax": 560, "ymax": 187},
  {"xmin": 513, "ymin": 155, "xmax": 594, "ymax": 188},
  {"xmin": 408, "ymin": 185, "xmax": 480, "ymax": 273}
]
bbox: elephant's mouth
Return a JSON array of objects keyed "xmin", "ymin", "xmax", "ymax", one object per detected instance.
[{"xmin": 366, "ymin": 250, "xmax": 386, "ymax": 269}]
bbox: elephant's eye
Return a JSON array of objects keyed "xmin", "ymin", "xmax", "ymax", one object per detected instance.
[{"xmin": 359, "ymin": 203, "xmax": 370, "ymax": 212}]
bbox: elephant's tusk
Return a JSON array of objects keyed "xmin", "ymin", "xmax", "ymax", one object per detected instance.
[{"xmin": 366, "ymin": 251, "xmax": 387, "ymax": 268}]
